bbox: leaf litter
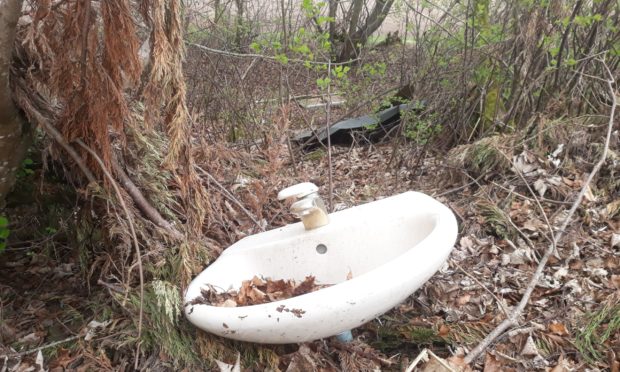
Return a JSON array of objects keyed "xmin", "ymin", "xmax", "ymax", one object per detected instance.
[{"xmin": 189, "ymin": 275, "xmax": 331, "ymax": 307}]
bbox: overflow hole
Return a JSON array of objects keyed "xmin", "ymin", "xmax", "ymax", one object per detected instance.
[{"xmin": 316, "ymin": 244, "xmax": 327, "ymax": 254}]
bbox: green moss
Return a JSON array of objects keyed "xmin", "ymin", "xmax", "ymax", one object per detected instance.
[
  {"xmin": 304, "ymin": 149, "xmax": 326, "ymax": 161},
  {"xmin": 370, "ymin": 322, "xmax": 447, "ymax": 353}
]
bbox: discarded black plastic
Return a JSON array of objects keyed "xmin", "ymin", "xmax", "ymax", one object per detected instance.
[{"xmin": 293, "ymin": 103, "xmax": 416, "ymax": 151}]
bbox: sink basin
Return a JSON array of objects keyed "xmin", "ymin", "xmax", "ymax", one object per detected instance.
[{"xmin": 184, "ymin": 191, "xmax": 458, "ymax": 343}]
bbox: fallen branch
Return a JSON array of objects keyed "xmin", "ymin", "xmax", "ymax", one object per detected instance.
[
  {"xmin": 0, "ymin": 335, "xmax": 80, "ymax": 359},
  {"xmin": 111, "ymin": 157, "xmax": 183, "ymax": 239},
  {"xmin": 464, "ymin": 61, "xmax": 617, "ymax": 364},
  {"xmin": 12, "ymin": 78, "xmax": 96, "ymax": 184},
  {"xmin": 75, "ymin": 140, "xmax": 144, "ymax": 370},
  {"xmin": 187, "ymin": 41, "xmax": 360, "ymax": 66},
  {"xmin": 194, "ymin": 165, "xmax": 265, "ymax": 231}
]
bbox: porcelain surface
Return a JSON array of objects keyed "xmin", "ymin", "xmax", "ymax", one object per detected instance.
[{"xmin": 184, "ymin": 191, "xmax": 458, "ymax": 343}]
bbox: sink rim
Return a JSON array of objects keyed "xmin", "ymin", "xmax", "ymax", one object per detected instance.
[
  {"xmin": 184, "ymin": 191, "xmax": 458, "ymax": 343},
  {"xmin": 184, "ymin": 212, "xmax": 441, "ymax": 310}
]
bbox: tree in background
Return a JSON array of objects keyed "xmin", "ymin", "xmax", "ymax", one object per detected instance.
[{"xmin": 334, "ymin": 0, "xmax": 395, "ymax": 62}]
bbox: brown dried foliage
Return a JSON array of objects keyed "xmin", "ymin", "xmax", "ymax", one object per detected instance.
[
  {"xmin": 142, "ymin": 0, "xmax": 208, "ymax": 235},
  {"xmin": 190, "ymin": 275, "xmax": 329, "ymax": 307},
  {"xmin": 25, "ymin": 0, "xmax": 141, "ymax": 170}
]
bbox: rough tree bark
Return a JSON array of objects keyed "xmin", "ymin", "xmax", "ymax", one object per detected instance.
[
  {"xmin": 0, "ymin": 0, "xmax": 30, "ymax": 202},
  {"xmin": 234, "ymin": 0, "xmax": 245, "ymax": 51},
  {"xmin": 338, "ymin": 0, "xmax": 395, "ymax": 62},
  {"xmin": 328, "ymin": 0, "xmax": 339, "ymax": 55}
]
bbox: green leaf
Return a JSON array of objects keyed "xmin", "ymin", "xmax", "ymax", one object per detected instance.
[
  {"xmin": 316, "ymin": 77, "xmax": 331, "ymax": 89},
  {"xmin": 275, "ymin": 54, "xmax": 289, "ymax": 64}
]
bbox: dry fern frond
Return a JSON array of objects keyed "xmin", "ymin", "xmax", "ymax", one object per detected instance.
[
  {"xmin": 476, "ymin": 199, "xmax": 517, "ymax": 240},
  {"xmin": 447, "ymin": 135, "xmax": 515, "ymax": 181}
]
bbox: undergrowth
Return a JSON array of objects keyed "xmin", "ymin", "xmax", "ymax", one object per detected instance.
[{"xmin": 574, "ymin": 296, "xmax": 620, "ymax": 364}]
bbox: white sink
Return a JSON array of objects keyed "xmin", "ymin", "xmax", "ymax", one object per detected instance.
[{"xmin": 184, "ymin": 191, "xmax": 458, "ymax": 343}]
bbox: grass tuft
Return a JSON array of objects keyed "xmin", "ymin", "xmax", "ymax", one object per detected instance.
[{"xmin": 574, "ymin": 295, "xmax": 620, "ymax": 364}]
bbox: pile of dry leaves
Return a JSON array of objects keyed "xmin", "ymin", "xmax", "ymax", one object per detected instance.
[{"xmin": 190, "ymin": 275, "xmax": 330, "ymax": 307}]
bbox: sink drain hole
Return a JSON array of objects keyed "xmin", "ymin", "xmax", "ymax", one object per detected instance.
[{"xmin": 316, "ymin": 244, "xmax": 327, "ymax": 254}]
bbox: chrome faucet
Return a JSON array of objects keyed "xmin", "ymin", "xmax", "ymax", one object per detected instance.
[{"xmin": 278, "ymin": 182, "xmax": 329, "ymax": 230}]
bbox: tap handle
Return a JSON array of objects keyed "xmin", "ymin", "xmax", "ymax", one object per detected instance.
[{"xmin": 278, "ymin": 182, "xmax": 319, "ymax": 200}]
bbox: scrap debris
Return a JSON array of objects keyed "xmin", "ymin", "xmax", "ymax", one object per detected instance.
[{"xmin": 190, "ymin": 275, "xmax": 331, "ymax": 307}]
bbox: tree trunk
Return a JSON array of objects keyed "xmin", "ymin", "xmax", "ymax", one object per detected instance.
[
  {"xmin": 338, "ymin": 0, "xmax": 394, "ymax": 62},
  {"xmin": 339, "ymin": 0, "xmax": 363, "ymax": 62},
  {"xmin": 0, "ymin": 0, "xmax": 30, "ymax": 202},
  {"xmin": 234, "ymin": 0, "xmax": 245, "ymax": 51},
  {"xmin": 328, "ymin": 0, "xmax": 338, "ymax": 56}
]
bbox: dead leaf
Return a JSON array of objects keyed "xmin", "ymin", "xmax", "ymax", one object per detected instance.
[
  {"xmin": 534, "ymin": 179, "xmax": 547, "ymax": 197},
  {"xmin": 215, "ymin": 352, "xmax": 241, "ymax": 372},
  {"xmin": 193, "ymin": 276, "xmax": 330, "ymax": 307},
  {"xmin": 583, "ymin": 184, "xmax": 596, "ymax": 202},
  {"xmin": 84, "ymin": 319, "xmax": 111, "ymax": 341},
  {"xmin": 548, "ymin": 322, "xmax": 569, "ymax": 336},
  {"xmin": 251, "ymin": 276, "xmax": 265, "ymax": 287},
  {"xmin": 248, "ymin": 287, "xmax": 266, "ymax": 303},
  {"xmin": 611, "ymin": 275, "xmax": 620, "ymax": 290},
  {"xmin": 286, "ymin": 344, "xmax": 318, "ymax": 372},
  {"xmin": 18, "ymin": 332, "xmax": 42, "ymax": 345},
  {"xmin": 520, "ymin": 335, "xmax": 540, "ymax": 356},
  {"xmin": 483, "ymin": 353, "xmax": 503, "ymax": 372},
  {"xmin": 293, "ymin": 276, "xmax": 316, "ymax": 296},
  {"xmin": 438, "ymin": 324, "xmax": 450, "ymax": 337},
  {"xmin": 456, "ymin": 294, "xmax": 471, "ymax": 306},
  {"xmin": 35, "ymin": 350, "xmax": 45, "ymax": 371},
  {"xmin": 49, "ymin": 348, "xmax": 76, "ymax": 370},
  {"xmin": 549, "ymin": 354, "xmax": 570, "ymax": 372}
]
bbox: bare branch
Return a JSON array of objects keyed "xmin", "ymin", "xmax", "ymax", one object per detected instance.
[
  {"xmin": 194, "ymin": 165, "xmax": 265, "ymax": 232},
  {"xmin": 464, "ymin": 61, "xmax": 617, "ymax": 364},
  {"xmin": 75, "ymin": 139, "xmax": 144, "ymax": 369},
  {"xmin": 111, "ymin": 157, "xmax": 183, "ymax": 239},
  {"xmin": 187, "ymin": 41, "xmax": 359, "ymax": 66}
]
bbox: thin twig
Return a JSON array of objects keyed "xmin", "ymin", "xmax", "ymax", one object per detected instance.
[
  {"xmin": 490, "ymin": 181, "xmax": 573, "ymax": 206},
  {"xmin": 75, "ymin": 140, "xmax": 144, "ymax": 369},
  {"xmin": 460, "ymin": 171, "xmax": 546, "ymax": 258},
  {"xmin": 0, "ymin": 335, "xmax": 80, "ymax": 359},
  {"xmin": 325, "ymin": 59, "xmax": 333, "ymax": 212},
  {"xmin": 187, "ymin": 41, "xmax": 359, "ymax": 66},
  {"xmin": 454, "ymin": 262, "xmax": 509, "ymax": 317},
  {"xmin": 499, "ymin": 152, "xmax": 558, "ymax": 254},
  {"xmin": 111, "ymin": 157, "xmax": 183, "ymax": 239},
  {"xmin": 432, "ymin": 176, "xmax": 481, "ymax": 197},
  {"xmin": 17, "ymin": 96, "xmax": 96, "ymax": 183},
  {"xmin": 193, "ymin": 165, "xmax": 265, "ymax": 231},
  {"xmin": 464, "ymin": 60, "xmax": 617, "ymax": 364}
]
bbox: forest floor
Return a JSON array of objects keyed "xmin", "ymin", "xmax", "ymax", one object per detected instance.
[
  {"xmin": 1, "ymin": 28, "xmax": 619, "ymax": 371},
  {"xmin": 1, "ymin": 124, "xmax": 619, "ymax": 370}
]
